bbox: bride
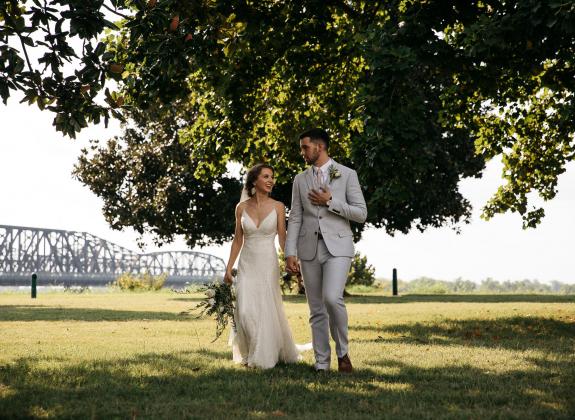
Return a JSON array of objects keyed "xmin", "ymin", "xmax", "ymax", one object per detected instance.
[{"xmin": 224, "ymin": 163, "xmax": 309, "ymax": 369}]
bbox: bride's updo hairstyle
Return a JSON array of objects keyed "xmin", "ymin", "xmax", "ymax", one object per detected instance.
[{"xmin": 245, "ymin": 163, "xmax": 274, "ymax": 197}]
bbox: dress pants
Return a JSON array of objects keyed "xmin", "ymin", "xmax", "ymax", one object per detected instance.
[{"xmin": 300, "ymin": 238, "xmax": 352, "ymax": 370}]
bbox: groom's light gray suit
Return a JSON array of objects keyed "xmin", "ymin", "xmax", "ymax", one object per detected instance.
[{"xmin": 285, "ymin": 161, "xmax": 367, "ymax": 369}]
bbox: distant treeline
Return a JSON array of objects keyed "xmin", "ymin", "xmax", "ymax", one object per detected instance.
[{"xmin": 376, "ymin": 277, "xmax": 575, "ymax": 294}]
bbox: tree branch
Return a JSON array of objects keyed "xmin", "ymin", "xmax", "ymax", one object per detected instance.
[
  {"xmin": 0, "ymin": 4, "xmax": 35, "ymax": 74},
  {"xmin": 101, "ymin": 2, "xmax": 130, "ymax": 20},
  {"xmin": 18, "ymin": 36, "xmax": 34, "ymax": 73}
]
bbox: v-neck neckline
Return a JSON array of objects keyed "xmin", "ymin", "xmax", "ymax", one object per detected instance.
[{"xmin": 243, "ymin": 208, "xmax": 276, "ymax": 229}]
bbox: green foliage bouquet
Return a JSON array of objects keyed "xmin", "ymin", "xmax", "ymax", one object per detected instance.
[{"xmin": 194, "ymin": 281, "xmax": 236, "ymax": 342}]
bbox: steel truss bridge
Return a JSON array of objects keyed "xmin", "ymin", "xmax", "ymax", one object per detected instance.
[{"xmin": 0, "ymin": 225, "xmax": 225, "ymax": 286}]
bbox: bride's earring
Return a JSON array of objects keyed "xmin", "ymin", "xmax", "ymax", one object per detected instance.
[{"xmin": 250, "ymin": 187, "xmax": 256, "ymax": 196}]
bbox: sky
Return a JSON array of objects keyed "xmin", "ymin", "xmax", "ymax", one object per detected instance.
[{"xmin": 1, "ymin": 101, "xmax": 574, "ymax": 284}]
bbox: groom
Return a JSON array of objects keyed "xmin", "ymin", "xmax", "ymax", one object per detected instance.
[{"xmin": 285, "ymin": 128, "xmax": 367, "ymax": 373}]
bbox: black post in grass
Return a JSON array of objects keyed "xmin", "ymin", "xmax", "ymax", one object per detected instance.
[
  {"xmin": 392, "ymin": 268, "xmax": 398, "ymax": 296},
  {"xmin": 31, "ymin": 273, "xmax": 37, "ymax": 298}
]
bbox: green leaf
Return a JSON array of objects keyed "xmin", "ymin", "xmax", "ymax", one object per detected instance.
[{"xmin": 21, "ymin": 36, "xmax": 35, "ymax": 47}]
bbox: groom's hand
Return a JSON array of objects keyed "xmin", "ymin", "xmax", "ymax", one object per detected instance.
[
  {"xmin": 286, "ymin": 256, "xmax": 300, "ymax": 274},
  {"xmin": 308, "ymin": 188, "xmax": 331, "ymax": 206}
]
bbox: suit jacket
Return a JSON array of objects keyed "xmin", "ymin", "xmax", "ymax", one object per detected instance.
[{"xmin": 285, "ymin": 160, "xmax": 367, "ymax": 260}]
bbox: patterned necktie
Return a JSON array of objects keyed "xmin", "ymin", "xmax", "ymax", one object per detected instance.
[{"xmin": 315, "ymin": 167, "xmax": 323, "ymax": 190}]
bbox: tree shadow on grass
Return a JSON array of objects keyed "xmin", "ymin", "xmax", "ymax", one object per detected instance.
[
  {"xmin": 0, "ymin": 305, "xmax": 193, "ymax": 322},
  {"xmin": 283, "ymin": 294, "xmax": 575, "ymax": 305},
  {"xmin": 364, "ymin": 357, "xmax": 574, "ymax": 418},
  {"xmin": 0, "ymin": 348, "xmax": 572, "ymax": 418},
  {"xmin": 193, "ymin": 348, "xmax": 231, "ymax": 361},
  {"xmin": 342, "ymin": 294, "xmax": 575, "ymax": 304},
  {"xmin": 351, "ymin": 316, "xmax": 575, "ymax": 355},
  {"xmin": 281, "ymin": 294, "xmax": 308, "ymax": 304},
  {"xmin": 167, "ymin": 297, "xmax": 204, "ymax": 303}
]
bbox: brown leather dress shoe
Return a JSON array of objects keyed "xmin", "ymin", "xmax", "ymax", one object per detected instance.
[{"xmin": 338, "ymin": 354, "xmax": 353, "ymax": 373}]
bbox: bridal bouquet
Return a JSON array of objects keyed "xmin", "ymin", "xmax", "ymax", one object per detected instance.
[{"xmin": 194, "ymin": 279, "xmax": 236, "ymax": 342}]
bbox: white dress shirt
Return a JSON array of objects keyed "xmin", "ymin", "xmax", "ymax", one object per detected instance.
[{"xmin": 313, "ymin": 158, "xmax": 333, "ymax": 187}]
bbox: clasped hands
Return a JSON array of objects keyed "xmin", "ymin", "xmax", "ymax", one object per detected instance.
[{"xmin": 285, "ymin": 256, "xmax": 300, "ymax": 275}]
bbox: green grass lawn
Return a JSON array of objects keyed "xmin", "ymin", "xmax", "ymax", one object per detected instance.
[{"xmin": 0, "ymin": 289, "xmax": 574, "ymax": 419}]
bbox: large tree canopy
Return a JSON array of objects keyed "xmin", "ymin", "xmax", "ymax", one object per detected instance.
[{"xmin": 2, "ymin": 1, "xmax": 574, "ymax": 246}]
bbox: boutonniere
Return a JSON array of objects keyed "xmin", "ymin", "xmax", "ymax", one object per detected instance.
[{"xmin": 328, "ymin": 164, "xmax": 341, "ymax": 182}]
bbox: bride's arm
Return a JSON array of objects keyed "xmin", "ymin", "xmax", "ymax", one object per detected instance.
[
  {"xmin": 276, "ymin": 202, "xmax": 287, "ymax": 253},
  {"xmin": 224, "ymin": 203, "xmax": 245, "ymax": 284}
]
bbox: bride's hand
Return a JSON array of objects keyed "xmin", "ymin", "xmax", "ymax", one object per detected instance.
[{"xmin": 224, "ymin": 271, "xmax": 234, "ymax": 285}]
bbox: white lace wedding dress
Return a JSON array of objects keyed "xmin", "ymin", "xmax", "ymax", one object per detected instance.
[{"xmin": 229, "ymin": 208, "xmax": 310, "ymax": 369}]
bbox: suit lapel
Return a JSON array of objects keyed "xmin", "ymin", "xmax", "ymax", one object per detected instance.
[
  {"xmin": 304, "ymin": 167, "xmax": 320, "ymax": 216},
  {"xmin": 304, "ymin": 160, "xmax": 342, "ymax": 190}
]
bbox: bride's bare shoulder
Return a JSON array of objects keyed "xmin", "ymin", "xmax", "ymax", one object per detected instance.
[
  {"xmin": 235, "ymin": 201, "xmax": 248, "ymax": 215},
  {"xmin": 272, "ymin": 199, "xmax": 286, "ymax": 213}
]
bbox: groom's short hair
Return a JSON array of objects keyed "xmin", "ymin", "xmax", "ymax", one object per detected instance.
[{"xmin": 299, "ymin": 128, "xmax": 330, "ymax": 150}]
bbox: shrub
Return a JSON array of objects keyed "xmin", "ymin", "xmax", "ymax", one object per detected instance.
[
  {"xmin": 406, "ymin": 277, "xmax": 450, "ymax": 294},
  {"xmin": 63, "ymin": 285, "xmax": 91, "ymax": 294},
  {"xmin": 452, "ymin": 277, "xmax": 477, "ymax": 293},
  {"xmin": 347, "ymin": 252, "xmax": 376, "ymax": 286},
  {"xmin": 113, "ymin": 272, "xmax": 167, "ymax": 291}
]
